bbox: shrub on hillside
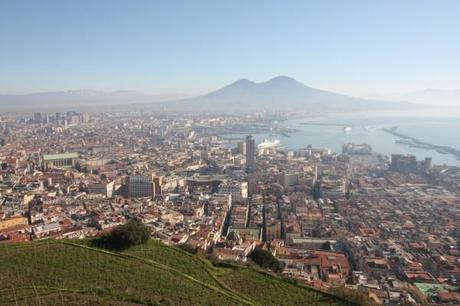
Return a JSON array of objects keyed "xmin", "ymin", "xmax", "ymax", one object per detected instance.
[
  {"xmin": 248, "ymin": 249, "xmax": 283, "ymax": 272},
  {"xmin": 92, "ymin": 220, "xmax": 150, "ymax": 250}
]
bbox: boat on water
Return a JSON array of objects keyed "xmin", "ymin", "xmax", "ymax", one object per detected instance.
[
  {"xmin": 258, "ymin": 139, "xmax": 281, "ymax": 150},
  {"xmin": 343, "ymin": 126, "xmax": 352, "ymax": 134}
]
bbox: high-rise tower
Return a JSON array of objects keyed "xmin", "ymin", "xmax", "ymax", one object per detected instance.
[{"xmin": 245, "ymin": 135, "xmax": 255, "ymax": 173}]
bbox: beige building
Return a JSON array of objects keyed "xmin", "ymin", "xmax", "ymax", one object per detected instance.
[{"xmin": 42, "ymin": 152, "xmax": 79, "ymax": 169}]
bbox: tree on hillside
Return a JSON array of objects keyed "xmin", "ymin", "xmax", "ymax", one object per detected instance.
[
  {"xmin": 249, "ymin": 249, "xmax": 283, "ymax": 272},
  {"xmin": 93, "ymin": 219, "xmax": 150, "ymax": 250}
]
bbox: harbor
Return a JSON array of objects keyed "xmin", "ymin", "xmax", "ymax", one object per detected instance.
[{"xmin": 383, "ymin": 126, "xmax": 460, "ymax": 161}]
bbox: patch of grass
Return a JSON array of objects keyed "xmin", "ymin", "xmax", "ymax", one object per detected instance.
[
  {"xmin": 0, "ymin": 241, "xmax": 241, "ymax": 306},
  {"xmin": 216, "ymin": 267, "xmax": 353, "ymax": 306},
  {"xmin": 123, "ymin": 240, "xmax": 221, "ymax": 288},
  {"xmin": 0, "ymin": 240, "xmax": 353, "ymax": 305}
]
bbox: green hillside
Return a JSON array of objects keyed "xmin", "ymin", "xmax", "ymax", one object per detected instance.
[{"xmin": 0, "ymin": 240, "xmax": 354, "ymax": 306}]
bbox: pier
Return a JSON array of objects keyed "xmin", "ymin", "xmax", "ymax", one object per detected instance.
[{"xmin": 382, "ymin": 126, "xmax": 460, "ymax": 160}]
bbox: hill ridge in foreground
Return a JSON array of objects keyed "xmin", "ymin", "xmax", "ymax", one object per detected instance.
[{"xmin": 0, "ymin": 240, "xmax": 354, "ymax": 306}]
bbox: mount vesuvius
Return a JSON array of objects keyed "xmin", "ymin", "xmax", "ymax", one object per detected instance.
[{"xmin": 179, "ymin": 76, "xmax": 407, "ymax": 112}]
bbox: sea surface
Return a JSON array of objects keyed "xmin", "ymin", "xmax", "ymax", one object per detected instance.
[{"xmin": 250, "ymin": 107, "xmax": 460, "ymax": 167}]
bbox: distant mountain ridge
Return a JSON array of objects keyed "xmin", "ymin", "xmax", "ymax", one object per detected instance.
[
  {"xmin": 0, "ymin": 76, "xmax": 409, "ymax": 112},
  {"xmin": 0, "ymin": 90, "xmax": 156, "ymax": 109},
  {"xmin": 183, "ymin": 76, "xmax": 408, "ymax": 112}
]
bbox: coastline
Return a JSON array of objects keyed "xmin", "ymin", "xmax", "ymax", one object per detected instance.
[{"xmin": 382, "ymin": 126, "xmax": 460, "ymax": 161}]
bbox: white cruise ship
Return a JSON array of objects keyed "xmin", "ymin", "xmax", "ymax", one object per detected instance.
[{"xmin": 258, "ymin": 139, "xmax": 281, "ymax": 150}]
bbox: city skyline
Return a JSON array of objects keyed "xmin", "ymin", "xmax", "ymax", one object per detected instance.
[{"xmin": 2, "ymin": 1, "xmax": 460, "ymax": 305}]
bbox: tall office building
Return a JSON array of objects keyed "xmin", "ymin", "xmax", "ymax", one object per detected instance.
[
  {"xmin": 390, "ymin": 154, "xmax": 432, "ymax": 174},
  {"xmin": 245, "ymin": 135, "xmax": 255, "ymax": 173},
  {"xmin": 124, "ymin": 175, "xmax": 153, "ymax": 198}
]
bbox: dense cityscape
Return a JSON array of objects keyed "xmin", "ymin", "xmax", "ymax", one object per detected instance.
[
  {"xmin": 2, "ymin": 1, "xmax": 460, "ymax": 304},
  {"xmin": 1, "ymin": 110, "xmax": 460, "ymax": 305}
]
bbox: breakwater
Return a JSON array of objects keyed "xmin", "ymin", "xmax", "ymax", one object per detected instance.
[{"xmin": 382, "ymin": 126, "xmax": 460, "ymax": 160}]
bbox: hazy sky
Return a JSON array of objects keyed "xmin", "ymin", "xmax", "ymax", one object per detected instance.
[{"xmin": 1, "ymin": 0, "xmax": 459, "ymax": 96}]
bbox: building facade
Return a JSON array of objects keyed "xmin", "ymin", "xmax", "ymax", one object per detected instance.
[{"xmin": 245, "ymin": 135, "xmax": 255, "ymax": 173}]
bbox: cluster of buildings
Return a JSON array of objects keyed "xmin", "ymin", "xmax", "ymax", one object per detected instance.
[
  {"xmin": 32, "ymin": 111, "xmax": 90, "ymax": 127},
  {"xmin": 0, "ymin": 112, "xmax": 459, "ymax": 305},
  {"xmin": 390, "ymin": 154, "xmax": 432, "ymax": 174}
]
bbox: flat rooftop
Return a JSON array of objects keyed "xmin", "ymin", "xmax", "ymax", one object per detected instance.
[{"xmin": 43, "ymin": 152, "xmax": 79, "ymax": 161}]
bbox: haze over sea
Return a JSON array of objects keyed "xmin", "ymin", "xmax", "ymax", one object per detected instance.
[{"xmin": 255, "ymin": 107, "xmax": 460, "ymax": 167}]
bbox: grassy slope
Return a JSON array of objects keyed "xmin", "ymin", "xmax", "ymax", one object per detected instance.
[{"xmin": 0, "ymin": 240, "xmax": 353, "ymax": 306}]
